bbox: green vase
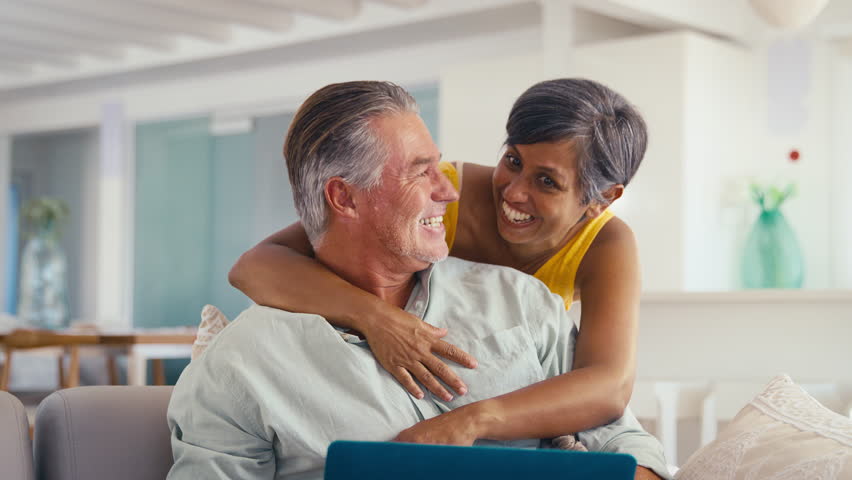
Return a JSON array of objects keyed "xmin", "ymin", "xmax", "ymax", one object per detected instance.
[{"xmin": 741, "ymin": 208, "xmax": 804, "ymax": 288}]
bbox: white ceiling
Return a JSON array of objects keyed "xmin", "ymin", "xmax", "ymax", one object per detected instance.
[
  {"xmin": 0, "ymin": 0, "xmax": 850, "ymax": 92},
  {"xmin": 0, "ymin": 0, "xmax": 474, "ymax": 89}
]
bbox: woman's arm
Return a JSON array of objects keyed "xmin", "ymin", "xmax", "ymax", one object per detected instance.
[
  {"xmin": 474, "ymin": 217, "xmax": 640, "ymax": 437},
  {"xmin": 398, "ymin": 215, "xmax": 639, "ymax": 440},
  {"xmin": 228, "ymin": 223, "xmax": 477, "ymax": 401}
]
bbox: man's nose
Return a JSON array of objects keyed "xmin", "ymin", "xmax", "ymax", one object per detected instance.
[{"xmin": 433, "ymin": 171, "xmax": 460, "ymax": 203}]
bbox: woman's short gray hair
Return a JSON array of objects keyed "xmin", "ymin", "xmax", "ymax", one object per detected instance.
[
  {"xmin": 506, "ymin": 78, "xmax": 648, "ymax": 206},
  {"xmin": 284, "ymin": 81, "xmax": 418, "ymax": 246}
]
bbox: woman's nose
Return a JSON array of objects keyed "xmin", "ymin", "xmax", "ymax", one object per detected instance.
[{"xmin": 502, "ymin": 177, "xmax": 528, "ymax": 203}]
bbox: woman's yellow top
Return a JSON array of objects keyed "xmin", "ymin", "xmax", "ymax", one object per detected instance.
[{"xmin": 439, "ymin": 162, "xmax": 614, "ymax": 310}]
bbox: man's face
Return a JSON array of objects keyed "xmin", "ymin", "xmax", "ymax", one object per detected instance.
[{"xmin": 357, "ymin": 112, "xmax": 459, "ymax": 271}]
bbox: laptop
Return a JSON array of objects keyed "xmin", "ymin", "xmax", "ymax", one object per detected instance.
[{"xmin": 324, "ymin": 441, "xmax": 637, "ymax": 480}]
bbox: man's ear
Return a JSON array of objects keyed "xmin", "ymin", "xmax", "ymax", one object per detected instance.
[
  {"xmin": 584, "ymin": 184, "xmax": 624, "ymax": 219},
  {"xmin": 324, "ymin": 177, "xmax": 357, "ymax": 218}
]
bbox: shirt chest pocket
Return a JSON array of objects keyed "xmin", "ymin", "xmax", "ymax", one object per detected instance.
[{"xmin": 438, "ymin": 325, "xmax": 545, "ymax": 410}]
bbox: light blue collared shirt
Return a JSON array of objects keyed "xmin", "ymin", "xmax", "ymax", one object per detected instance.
[{"xmin": 167, "ymin": 257, "xmax": 670, "ymax": 479}]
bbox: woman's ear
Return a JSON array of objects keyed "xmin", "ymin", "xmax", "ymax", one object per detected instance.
[
  {"xmin": 324, "ymin": 177, "xmax": 357, "ymax": 218},
  {"xmin": 584, "ymin": 184, "xmax": 624, "ymax": 219}
]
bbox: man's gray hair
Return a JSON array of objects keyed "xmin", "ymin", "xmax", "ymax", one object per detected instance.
[{"xmin": 284, "ymin": 81, "xmax": 419, "ymax": 246}]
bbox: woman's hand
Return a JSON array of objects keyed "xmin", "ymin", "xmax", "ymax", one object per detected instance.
[
  {"xmin": 634, "ymin": 466, "xmax": 663, "ymax": 480},
  {"xmin": 360, "ymin": 308, "xmax": 477, "ymax": 401},
  {"xmin": 393, "ymin": 406, "xmax": 485, "ymax": 446}
]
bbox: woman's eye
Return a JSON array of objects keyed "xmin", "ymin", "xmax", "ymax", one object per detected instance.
[
  {"xmin": 539, "ymin": 176, "xmax": 556, "ymax": 188},
  {"xmin": 505, "ymin": 154, "xmax": 521, "ymax": 168}
]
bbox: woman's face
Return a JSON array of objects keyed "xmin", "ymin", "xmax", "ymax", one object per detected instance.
[{"xmin": 491, "ymin": 141, "xmax": 589, "ymax": 252}]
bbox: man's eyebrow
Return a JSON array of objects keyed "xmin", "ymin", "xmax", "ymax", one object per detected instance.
[{"xmin": 409, "ymin": 154, "xmax": 441, "ymax": 169}]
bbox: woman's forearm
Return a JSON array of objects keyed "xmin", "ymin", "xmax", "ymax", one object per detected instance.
[
  {"xmin": 229, "ymin": 241, "xmax": 386, "ymax": 332},
  {"xmin": 468, "ymin": 365, "xmax": 631, "ymax": 440}
]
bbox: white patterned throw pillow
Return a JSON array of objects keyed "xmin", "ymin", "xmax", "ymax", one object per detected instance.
[
  {"xmin": 675, "ymin": 374, "xmax": 851, "ymax": 480},
  {"xmin": 191, "ymin": 304, "xmax": 230, "ymax": 360}
]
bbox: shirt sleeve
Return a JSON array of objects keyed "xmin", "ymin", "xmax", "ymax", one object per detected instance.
[
  {"xmin": 575, "ymin": 410, "xmax": 671, "ymax": 479},
  {"xmin": 524, "ymin": 280, "xmax": 673, "ymax": 479},
  {"xmin": 167, "ymin": 351, "xmax": 275, "ymax": 479}
]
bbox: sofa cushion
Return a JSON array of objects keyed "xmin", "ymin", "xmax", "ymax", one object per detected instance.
[
  {"xmin": 0, "ymin": 391, "xmax": 34, "ymax": 480},
  {"xmin": 675, "ymin": 374, "xmax": 852, "ymax": 479},
  {"xmin": 34, "ymin": 386, "xmax": 173, "ymax": 480}
]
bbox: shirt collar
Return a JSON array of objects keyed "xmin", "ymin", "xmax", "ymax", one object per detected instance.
[{"xmin": 337, "ymin": 263, "xmax": 438, "ymax": 344}]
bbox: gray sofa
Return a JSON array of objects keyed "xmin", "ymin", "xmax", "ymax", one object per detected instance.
[
  {"xmin": 0, "ymin": 390, "xmax": 34, "ymax": 480},
  {"xmin": 33, "ymin": 386, "xmax": 174, "ymax": 480}
]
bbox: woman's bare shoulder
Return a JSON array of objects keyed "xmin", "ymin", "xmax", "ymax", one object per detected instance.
[
  {"xmin": 451, "ymin": 163, "xmax": 500, "ymax": 261},
  {"xmin": 595, "ymin": 215, "xmax": 636, "ymax": 247},
  {"xmin": 459, "ymin": 162, "xmax": 494, "ymax": 192},
  {"xmin": 576, "ymin": 215, "xmax": 639, "ymax": 286}
]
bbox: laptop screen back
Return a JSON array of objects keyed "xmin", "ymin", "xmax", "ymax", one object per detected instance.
[{"xmin": 325, "ymin": 441, "xmax": 637, "ymax": 480}]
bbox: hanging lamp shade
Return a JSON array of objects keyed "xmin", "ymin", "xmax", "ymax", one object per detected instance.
[{"xmin": 749, "ymin": 0, "xmax": 830, "ymax": 30}]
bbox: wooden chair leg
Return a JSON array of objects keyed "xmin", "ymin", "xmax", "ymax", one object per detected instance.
[
  {"xmin": 0, "ymin": 348, "xmax": 12, "ymax": 391},
  {"xmin": 66, "ymin": 345, "xmax": 80, "ymax": 388},
  {"xmin": 152, "ymin": 359, "xmax": 166, "ymax": 386},
  {"xmin": 57, "ymin": 353, "xmax": 66, "ymax": 389},
  {"xmin": 106, "ymin": 354, "xmax": 119, "ymax": 385}
]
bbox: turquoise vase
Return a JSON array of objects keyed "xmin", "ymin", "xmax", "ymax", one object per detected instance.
[{"xmin": 741, "ymin": 208, "xmax": 804, "ymax": 288}]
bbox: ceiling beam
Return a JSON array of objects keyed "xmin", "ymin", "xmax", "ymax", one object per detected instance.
[
  {"xmin": 26, "ymin": 0, "xmax": 231, "ymax": 42},
  {"xmin": 0, "ymin": 38, "xmax": 91, "ymax": 62},
  {"xmin": 0, "ymin": 23, "xmax": 123, "ymax": 59},
  {"xmin": 135, "ymin": 0, "xmax": 293, "ymax": 32},
  {"xmin": 0, "ymin": 57, "xmax": 33, "ymax": 70},
  {"xmin": 573, "ymin": 0, "xmax": 755, "ymax": 43},
  {"xmin": 248, "ymin": 0, "xmax": 362, "ymax": 21},
  {"xmin": 369, "ymin": 0, "xmax": 428, "ymax": 8},
  {"xmin": 0, "ymin": 62, "xmax": 32, "ymax": 75},
  {"xmin": 0, "ymin": 1, "xmax": 175, "ymax": 50},
  {"xmin": 0, "ymin": 44, "xmax": 77, "ymax": 68}
]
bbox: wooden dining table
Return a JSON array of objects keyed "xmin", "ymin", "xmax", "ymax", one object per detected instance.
[{"xmin": 0, "ymin": 328, "xmax": 196, "ymax": 390}]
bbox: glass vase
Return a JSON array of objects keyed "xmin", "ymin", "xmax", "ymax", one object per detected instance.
[
  {"xmin": 741, "ymin": 208, "xmax": 804, "ymax": 289},
  {"xmin": 17, "ymin": 231, "xmax": 69, "ymax": 329}
]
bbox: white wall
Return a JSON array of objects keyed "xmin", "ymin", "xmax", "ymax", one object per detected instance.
[
  {"xmin": 832, "ymin": 55, "xmax": 852, "ymax": 288},
  {"xmin": 439, "ymin": 54, "xmax": 543, "ymax": 166},
  {"xmin": 681, "ymin": 34, "xmax": 758, "ymax": 290},
  {"xmin": 574, "ymin": 32, "xmax": 689, "ymax": 291},
  {"xmin": 437, "ymin": 8, "xmax": 656, "ymax": 166}
]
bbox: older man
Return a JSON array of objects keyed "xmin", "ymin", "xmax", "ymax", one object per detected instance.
[{"xmin": 167, "ymin": 81, "xmax": 669, "ymax": 479}]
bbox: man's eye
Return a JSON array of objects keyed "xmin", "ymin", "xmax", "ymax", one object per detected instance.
[{"xmin": 419, "ymin": 169, "xmax": 429, "ymax": 177}]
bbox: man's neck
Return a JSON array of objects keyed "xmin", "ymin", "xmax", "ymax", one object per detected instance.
[{"xmin": 315, "ymin": 236, "xmax": 422, "ymax": 309}]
